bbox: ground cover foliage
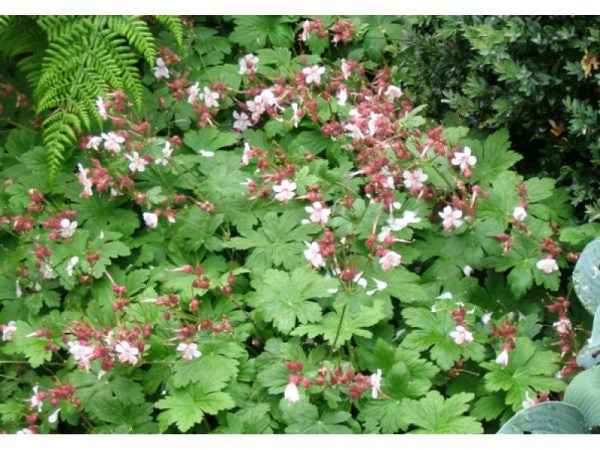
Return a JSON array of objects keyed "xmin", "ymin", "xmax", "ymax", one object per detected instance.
[{"xmin": 1, "ymin": 15, "xmax": 599, "ymax": 434}]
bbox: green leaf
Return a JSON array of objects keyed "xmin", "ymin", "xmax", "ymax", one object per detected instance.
[
  {"xmin": 216, "ymin": 403, "xmax": 274, "ymax": 434},
  {"xmin": 183, "ymin": 127, "xmax": 239, "ymax": 152},
  {"xmin": 281, "ymin": 399, "xmax": 352, "ymax": 434},
  {"xmin": 224, "ymin": 210, "xmax": 318, "ymax": 275},
  {"xmin": 4, "ymin": 321, "xmax": 52, "ymax": 368},
  {"xmin": 156, "ymin": 385, "xmax": 235, "ymax": 432},
  {"xmin": 481, "ymin": 338, "xmax": 565, "ymax": 412},
  {"xmin": 400, "ymin": 391, "xmax": 483, "ymax": 433},
  {"xmin": 230, "ymin": 16, "xmax": 295, "ymax": 51},
  {"xmin": 358, "ymin": 398, "xmax": 408, "ymax": 433},
  {"xmin": 469, "ymin": 129, "xmax": 522, "ymax": 184},
  {"xmin": 498, "ymin": 401, "xmax": 588, "ymax": 434},
  {"xmin": 573, "ymin": 237, "xmax": 600, "ymax": 315},
  {"xmin": 563, "ymin": 365, "xmax": 600, "ymax": 429},
  {"xmin": 292, "ymin": 304, "xmax": 385, "ymax": 347},
  {"xmin": 401, "ymin": 307, "xmax": 461, "ymax": 370},
  {"xmin": 250, "ymin": 268, "xmax": 336, "ymax": 334}
]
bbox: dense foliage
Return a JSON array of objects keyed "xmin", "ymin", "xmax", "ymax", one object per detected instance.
[{"xmin": 0, "ymin": 15, "xmax": 599, "ymax": 435}]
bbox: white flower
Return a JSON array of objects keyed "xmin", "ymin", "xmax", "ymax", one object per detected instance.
[
  {"xmin": 451, "ymin": 146, "xmax": 477, "ymax": 171},
  {"xmin": 86, "ymin": 136, "xmax": 103, "ymax": 151},
  {"xmin": 367, "ymin": 112, "xmax": 382, "ymax": 136},
  {"xmin": 177, "ymin": 342, "xmax": 202, "ymax": 362},
  {"xmin": 388, "ymin": 211, "xmax": 421, "ymax": 231},
  {"xmin": 29, "ymin": 385, "xmax": 43, "ymax": 413},
  {"xmin": 15, "ymin": 279, "xmax": 22, "ymax": 299},
  {"xmin": 143, "ymin": 212, "xmax": 158, "ymax": 229},
  {"xmin": 58, "ymin": 218, "xmax": 77, "ymax": 239},
  {"xmin": 402, "ymin": 169, "xmax": 428, "ymax": 189},
  {"xmin": 370, "ymin": 369, "xmax": 383, "ymax": 399},
  {"xmin": 305, "ymin": 202, "xmax": 331, "ymax": 225},
  {"xmin": 115, "ymin": 341, "xmax": 139, "ymax": 365},
  {"xmin": 304, "ymin": 241, "xmax": 326, "ymax": 268},
  {"xmin": 153, "ymin": 57, "xmax": 170, "ymax": 80},
  {"xmin": 439, "ymin": 206, "xmax": 463, "ymax": 231},
  {"xmin": 284, "ymin": 381, "xmax": 300, "ymax": 404},
  {"xmin": 68, "ymin": 340, "xmax": 94, "ymax": 372},
  {"xmin": 522, "ymin": 392, "xmax": 536, "ymax": 410},
  {"xmin": 66, "ymin": 256, "xmax": 79, "ymax": 277},
  {"xmin": 384, "ymin": 85, "xmax": 403, "ymax": 102},
  {"xmin": 290, "ymin": 103, "xmax": 301, "ymax": 128},
  {"xmin": 202, "ymin": 86, "xmax": 220, "ymax": 108},
  {"xmin": 258, "ymin": 89, "xmax": 277, "ymax": 107},
  {"xmin": 513, "ymin": 206, "xmax": 527, "ymax": 221},
  {"xmin": 156, "ymin": 141, "xmax": 173, "ymax": 166},
  {"xmin": 199, "ymin": 150, "xmax": 215, "ymax": 157},
  {"xmin": 101, "ymin": 132, "xmax": 125, "ymax": 154},
  {"xmin": 302, "ymin": 65, "xmax": 325, "ymax": 85},
  {"xmin": 233, "ymin": 111, "xmax": 251, "ymax": 131},
  {"xmin": 436, "ymin": 292, "xmax": 453, "ymax": 300},
  {"xmin": 239, "ymin": 53, "xmax": 259, "ymax": 75},
  {"xmin": 96, "ymin": 97, "xmax": 107, "ymax": 119},
  {"xmin": 367, "ymin": 278, "xmax": 388, "ymax": 296},
  {"xmin": 187, "ymin": 82, "xmax": 200, "ymax": 104},
  {"xmin": 40, "ymin": 263, "xmax": 57, "ymax": 280},
  {"xmin": 77, "ymin": 164, "xmax": 93, "ymax": 197},
  {"xmin": 336, "ymin": 87, "xmax": 348, "ymax": 106},
  {"xmin": 482, "ymin": 312, "xmax": 493, "ymax": 324},
  {"xmin": 344, "ymin": 122, "xmax": 364, "ymax": 140},
  {"xmin": 16, "ymin": 428, "xmax": 33, "ymax": 434},
  {"xmin": 536, "ymin": 257, "xmax": 559, "ymax": 274},
  {"xmin": 553, "ymin": 318, "xmax": 572, "ymax": 334},
  {"xmin": 495, "ymin": 348, "xmax": 510, "ymax": 366},
  {"xmin": 125, "ymin": 151, "xmax": 147, "ymax": 173},
  {"xmin": 246, "ymin": 98, "xmax": 265, "ymax": 121},
  {"xmin": 300, "ymin": 20, "xmax": 311, "ymax": 41},
  {"xmin": 377, "ymin": 226, "xmax": 392, "ymax": 243},
  {"xmin": 341, "ymin": 59, "xmax": 352, "ymax": 80},
  {"xmin": 241, "ymin": 142, "xmax": 253, "ymax": 166},
  {"xmin": 379, "ymin": 250, "xmax": 401, "ymax": 271},
  {"xmin": 273, "ymin": 179, "xmax": 297, "ymax": 203},
  {"xmin": 48, "ymin": 408, "xmax": 61, "ymax": 424},
  {"xmin": 449, "ymin": 325, "xmax": 474, "ymax": 346},
  {"xmin": 2, "ymin": 321, "xmax": 17, "ymax": 342}
]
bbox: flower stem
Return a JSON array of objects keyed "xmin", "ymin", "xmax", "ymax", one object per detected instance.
[{"xmin": 329, "ymin": 304, "xmax": 347, "ymax": 356}]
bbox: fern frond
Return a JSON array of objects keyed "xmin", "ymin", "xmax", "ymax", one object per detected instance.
[
  {"xmin": 105, "ymin": 16, "xmax": 156, "ymax": 65},
  {"xmin": 0, "ymin": 16, "xmax": 45, "ymax": 58},
  {"xmin": 156, "ymin": 15, "xmax": 184, "ymax": 47}
]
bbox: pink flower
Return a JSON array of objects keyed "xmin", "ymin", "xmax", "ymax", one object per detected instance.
[
  {"xmin": 273, "ymin": 179, "xmax": 296, "ymax": 202},
  {"xmin": 155, "ymin": 141, "xmax": 173, "ymax": 166},
  {"xmin": 302, "ymin": 65, "xmax": 325, "ymax": 85},
  {"xmin": 305, "ymin": 202, "xmax": 331, "ymax": 225},
  {"xmin": 451, "ymin": 146, "xmax": 477, "ymax": 171},
  {"xmin": 379, "ymin": 250, "xmax": 401, "ymax": 271},
  {"xmin": 449, "ymin": 325, "xmax": 474, "ymax": 346},
  {"xmin": 86, "ymin": 136, "xmax": 103, "ymax": 151},
  {"xmin": 29, "ymin": 385, "xmax": 43, "ymax": 413},
  {"xmin": 403, "ymin": 169, "xmax": 428, "ymax": 189},
  {"xmin": 341, "ymin": 59, "xmax": 353, "ymax": 80},
  {"xmin": 439, "ymin": 206, "xmax": 463, "ymax": 231},
  {"xmin": 177, "ymin": 342, "xmax": 202, "ymax": 362},
  {"xmin": 300, "ymin": 20, "xmax": 311, "ymax": 42},
  {"xmin": 536, "ymin": 257, "xmax": 559, "ymax": 274},
  {"xmin": 67, "ymin": 340, "xmax": 94, "ymax": 372},
  {"xmin": 115, "ymin": 341, "xmax": 139, "ymax": 365},
  {"xmin": 233, "ymin": 111, "xmax": 251, "ymax": 131},
  {"xmin": 238, "ymin": 53, "xmax": 259, "ymax": 75},
  {"xmin": 336, "ymin": 87, "xmax": 348, "ymax": 106}
]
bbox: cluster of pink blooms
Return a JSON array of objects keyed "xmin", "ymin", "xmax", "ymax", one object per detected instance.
[
  {"xmin": 283, "ymin": 361, "xmax": 382, "ymax": 405},
  {"xmin": 546, "ymin": 296, "xmax": 578, "ymax": 379}
]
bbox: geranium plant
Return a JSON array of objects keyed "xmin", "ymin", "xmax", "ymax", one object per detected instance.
[{"xmin": 0, "ymin": 16, "xmax": 596, "ymax": 434}]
